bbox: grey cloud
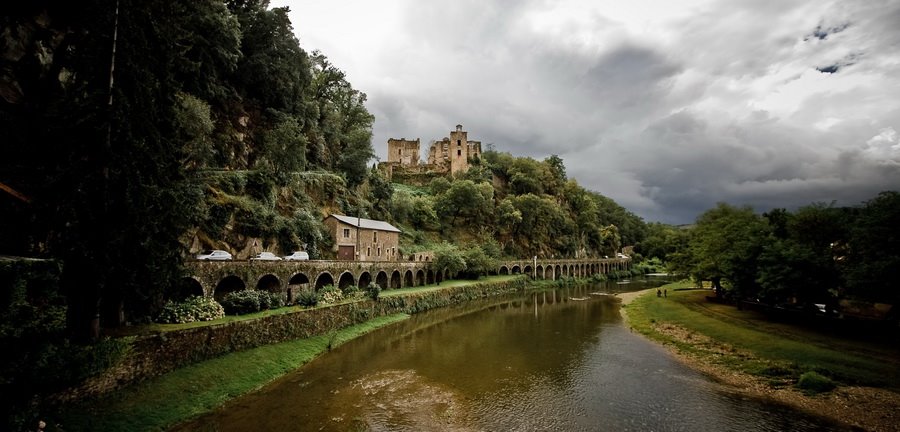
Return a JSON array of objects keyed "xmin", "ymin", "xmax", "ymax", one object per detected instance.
[{"xmin": 301, "ymin": 0, "xmax": 900, "ymax": 224}]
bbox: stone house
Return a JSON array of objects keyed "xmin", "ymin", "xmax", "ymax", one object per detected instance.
[{"xmin": 324, "ymin": 214, "xmax": 401, "ymax": 261}]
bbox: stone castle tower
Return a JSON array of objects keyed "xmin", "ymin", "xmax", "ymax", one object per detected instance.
[
  {"xmin": 387, "ymin": 138, "xmax": 421, "ymax": 166},
  {"xmin": 428, "ymin": 124, "xmax": 482, "ymax": 174},
  {"xmin": 380, "ymin": 124, "xmax": 483, "ymax": 182}
]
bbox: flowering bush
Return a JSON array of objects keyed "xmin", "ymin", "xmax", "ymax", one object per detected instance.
[
  {"xmin": 365, "ymin": 283, "xmax": 381, "ymax": 301},
  {"xmin": 317, "ymin": 285, "xmax": 344, "ymax": 305},
  {"xmin": 156, "ymin": 296, "xmax": 225, "ymax": 324}
]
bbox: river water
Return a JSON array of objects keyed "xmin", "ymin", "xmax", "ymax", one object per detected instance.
[{"xmin": 174, "ymin": 280, "xmax": 848, "ymax": 431}]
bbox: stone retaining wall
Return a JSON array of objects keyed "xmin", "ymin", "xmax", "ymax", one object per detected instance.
[{"xmin": 56, "ymin": 277, "xmax": 527, "ymax": 402}]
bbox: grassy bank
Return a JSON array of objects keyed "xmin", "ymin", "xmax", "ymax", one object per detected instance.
[
  {"xmin": 625, "ymin": 283, "xmax": 900, "ymax": 389},
  {"xmin": 55, "ymin": 314, "xmax": 409, "ymax": 432},
  {"xmin": 624, "ymin": 283, "xmax": 900, "ymax": 430}
]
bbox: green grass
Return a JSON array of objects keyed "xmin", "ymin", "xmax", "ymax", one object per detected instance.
[
  {"xmin": 626, "ymin": 284, "xmax": 900, "ymax": 390},
  {"xmin": 380, "ymin": 274, "xmax": 522, "ymax": 297},
  {"xmin": 56, "ymin": 314, "xmax": 410, "ymax": 431}
]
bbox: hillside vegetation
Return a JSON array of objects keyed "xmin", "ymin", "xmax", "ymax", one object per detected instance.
[{"xmin": 0, "ymin": 1, "xmax": 646, "ymax": 334}]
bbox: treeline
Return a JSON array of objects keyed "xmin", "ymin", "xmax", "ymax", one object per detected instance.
[
  {"xmin": 390, "ymin": 152, "xmax": 646, "ymax": 260},
  {"xmin": 660, "ymin": 192, "xmax": 900, "ymax": 307},
  {"xmin": 0, "ymin": 0, "xmax": 377, "ymax": 335}
]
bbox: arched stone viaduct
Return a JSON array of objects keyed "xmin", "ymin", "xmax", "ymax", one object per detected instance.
[
  {"xmin": 495, "ymin": 258, "xmax": 631, "ymax": 281},
  {"xmin": 182, "ymin": 258, "xmax": 631, "ymax": 301}
]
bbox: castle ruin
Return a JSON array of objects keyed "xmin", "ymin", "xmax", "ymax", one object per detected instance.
[{"xmin": 380, "ymin": 125, "xmax": 482, "ymax": 183}]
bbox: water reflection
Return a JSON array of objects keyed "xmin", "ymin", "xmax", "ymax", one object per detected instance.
[{"xmin": 173, "ymin": 280, "xmax": 847, "ymax": 431}]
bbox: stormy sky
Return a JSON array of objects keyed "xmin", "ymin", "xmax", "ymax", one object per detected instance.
[{"xmin": 275, "ymin": 0, "xmax": 900, "ymax": 224}]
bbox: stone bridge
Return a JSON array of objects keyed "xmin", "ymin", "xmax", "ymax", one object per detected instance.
[{"xmin": 181, "ymin": 257, "xmax": 631, "ymax": 301}]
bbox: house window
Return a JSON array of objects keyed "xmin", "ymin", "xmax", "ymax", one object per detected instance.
[
  {"xmin": 457, "ymin": 149, "xmax": 461, "ymax": 156},
  {"xmin": 373, "ymin": 231, "xmax": 378, "ymax": 242},
  {"xmin": 343, "ymin": 228, "xmax": 350, "ymax": 238},
  {"xmin": 377, "ymin": 247, "xmax": 381, "ymax": 257},
  {"xmin": 367, "ymin": 247, "xmax": 371, "ymax": 257},
  {"xmin": 457, "ymin": 140, "xmax": 461, "ymax": 146},
  {"xmin": 398, "ymin": 149, "xmax": 402, "ymax": 155}
]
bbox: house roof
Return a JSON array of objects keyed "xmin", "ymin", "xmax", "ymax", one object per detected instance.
[{"xmin": 328, "ymin": 214, "xmax": 401, "ymax": 233}]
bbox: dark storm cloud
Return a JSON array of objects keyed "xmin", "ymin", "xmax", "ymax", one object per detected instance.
[
  {"xmin": 805, "ymin": 22, "xmax": 850, "ymax": 41},
  {"xmin": 282, "ymin": 0, "xmax": 900, "ymax": 224}
]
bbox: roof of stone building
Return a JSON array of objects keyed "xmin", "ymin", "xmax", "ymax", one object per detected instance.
[{"xmin": 329, "ymin": 214, "xmax": 401, "ymax": 233}]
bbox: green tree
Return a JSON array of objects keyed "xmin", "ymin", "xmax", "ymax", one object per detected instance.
[
  {"xmin": 844, "ymin": 191, "xmax": 900, "ymax": 303},
  {"xmin": 686, "ymin": 203, "xmax": 770, "ymax": 298},
  {"xmin": 434, "ymin": 180, "xmax": 494, "ymax": 227},
  {"xmin": 433, "ymin": 242, "xmax": 466, "ymax": 281}
]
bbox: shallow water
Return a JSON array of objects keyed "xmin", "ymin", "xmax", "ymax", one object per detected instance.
[{"xmin": 173, "ymin": 281, "xmax": 848, "ymax": 431}]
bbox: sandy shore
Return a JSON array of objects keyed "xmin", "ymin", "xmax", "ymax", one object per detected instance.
[
  {"xmin": 614, "ymin": 288, "xmax": 654, "ymax": 323},
  {"xmin": 616, "ymin": 289, "xmax": 900, "ymax": 431}
]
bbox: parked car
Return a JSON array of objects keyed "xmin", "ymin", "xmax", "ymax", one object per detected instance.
[
  {"xmin": 283, "ymin": 251, "xmax": 310, "ymax": 261},
  {"xmin": 250, "ymin": 252, "xmax": 282, "ymax": 261},
  {"xmin": 196, "ymin": 250, "xmax": 232, "ymax": 261}
]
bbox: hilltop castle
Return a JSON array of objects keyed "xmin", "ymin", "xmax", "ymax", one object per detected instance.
[{"xmin": 380, "ymin": 125, "xmax": 483, "ymax": 183}]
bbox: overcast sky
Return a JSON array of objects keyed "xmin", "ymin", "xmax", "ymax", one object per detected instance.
[{"xmin": 274, "ymin": 0, "xmax": 900, "ymax": 224}]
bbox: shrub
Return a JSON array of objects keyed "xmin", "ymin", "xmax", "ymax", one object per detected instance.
[
  {"xmin": 318, "ymin": 285, "xmax": 344, "ymax": 305},
  {"xmin": 365, "ymin": 283, "xmax": 381, "ymax": 301},
  {"xmin": 258, "ymin": 291, "xmax": 284, "ymax": 310},
  {"xmin": 156, "ymin": 296, "xmax": 225, "ymax": 324},
  {"xmin": 342, "ymin": 284, "xmax": 362, "ymax": 299},
  {"xmin": 220, "ymin": 290, "xmax": 286, "ymax": 315},
  {"xmin": 796, "ymin": 371, "xmax": 836, "ymax": 394},
  {"xmin": 295, "ymin": 289, "xmax": 318, "ymax": 307},
  {"xmin": 220, "ymin": 290, "xmax": 261, "ymax": 315}
]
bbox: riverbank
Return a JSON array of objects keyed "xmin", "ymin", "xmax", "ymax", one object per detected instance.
[
  {"xmin": 50, "ymin": 275, "xmax": 528, "ymax": 431},
  {"xmin": 621, "ymin": 283, "xmax": 900, "ymax": 432}
]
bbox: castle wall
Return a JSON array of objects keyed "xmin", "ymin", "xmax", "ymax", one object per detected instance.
[
  {"xmin": 387, "ymin": 125, "xmax": 482, "ymax": 181},
  {"xmin": 387, "ymin": 138, "xmax": 421, "ymax": 166}
]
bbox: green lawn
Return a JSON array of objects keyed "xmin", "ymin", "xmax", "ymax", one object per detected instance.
[
  {"xmin": 380, "ymin": 274, "xmax": 522, "ymax": 297},
  {"xmin": 626, "ymin": 284, "xmax": 900, "ymax": 390},
  {"xmin": 56, "ymin": 314, "xmax": 410, "ymax": 432}
]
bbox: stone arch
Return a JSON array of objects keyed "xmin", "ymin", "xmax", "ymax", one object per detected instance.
[
  {"xmin": 524, "ymin": 265, "xmax": 533, "ymax": 278},
  {"xmin": 435, "ymin": 269, "xmax": 444, "ymax": 284},
  {"xmin": 511, "ymin": 265, "xmax": 521, "ymax": 274},
  {"xmin": 415, "ymin": 269, "xmax": 425, "ymax": 286},
  {"xmin": 172, "ymin": 277, "xmax": 204, "ymax": 302},
  {"xmin": 338, "ymin": 271, "xmax": 355, "ymax": 290},
  {"xmin": 358, "ymin": 271, "xmax": 372, "ymax": 288},
  {"xmin": 375, "ymin": 271, "xmax": 388, "ymax": 289},
  {"xmin": 314, "ymin": 272, "xmax": 335, "ymax": 290},
  {"xmin": 426, "ymin": 269, "xmax": 435, "ymax": 284},
  {"xmin": 555, "ymin": 265, "xmax": 561, "ymax": 279},
  {"xmin": 404, "ymin": 270, "xmax": 414, "ymax": 288},
  {"xmin": 289, "ymin": 272, "xmax": 310, "ymax": 286},
  {"xmin": 214, "ymin": 275, "xmax": 246, "ymax": 301},
  {"xmin": 390, "ymin": 270, "xmax": 401, "ymax": 289},
  {"xmin": 499, "ymin": 266, "xmax": 509, "ymax": 275},
  {"xmin": 255, "ymin": 274, "xmax": 282, "ymax": 293},
  {"xmin": 569, "ymin": 265, "xmax": 575, "ymax": 277},
  {"xmin": 536, "ymin": 265, "xmax": 544, "ymax": 280}
]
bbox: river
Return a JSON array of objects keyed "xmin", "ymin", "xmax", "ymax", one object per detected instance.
[{"xmin": 173, "ymin": 279, "xmax": 848, "ymax": 431}]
